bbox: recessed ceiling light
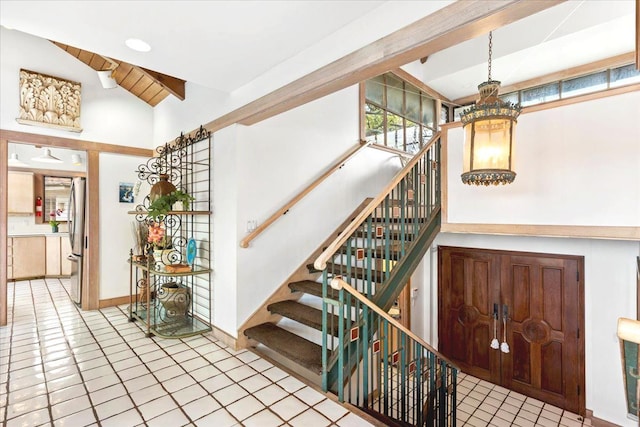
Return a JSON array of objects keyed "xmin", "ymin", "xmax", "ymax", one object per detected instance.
[{"xmin": 125, "ymin": 38, "xmax": 151, "ymax": 53}]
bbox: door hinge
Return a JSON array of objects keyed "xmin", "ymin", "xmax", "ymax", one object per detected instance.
[
  {"xmin": 576, "ymin": 270, "xmax": 579, "ymax": 281},
  {"xmin": 577, "ymin": 328, "xmax": 580, "ymax": 339},
  {"xmin": 577, "ymin": 385, "xmax": 580, "ymax": 395}
]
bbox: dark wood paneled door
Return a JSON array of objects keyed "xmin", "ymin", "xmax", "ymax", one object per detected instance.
[
  {"xmin": 438, "ymin": 249, "xmax": 501, "ymax": 384},
  {"xmin": 438, "ymin": 247, "xmax": 585, "ymax": 415}
]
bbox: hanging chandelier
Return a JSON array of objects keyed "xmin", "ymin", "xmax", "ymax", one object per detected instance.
[{"xmin": 461, "ymin": 32, "xmax": 521, "ymax": 186}]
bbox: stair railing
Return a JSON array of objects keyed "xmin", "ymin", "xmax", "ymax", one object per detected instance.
[
  {"xmin": 314, "ymin": 133, "xmax": 442, "ymax": 395},
  {"xmin": 330, "ymin": 277, "xmax": 457, "ymax": 426},
  {"xmin": 240, "ymin": 140, "xmax": 373, "ymax": 248},
  {"xmin": 314, "ymin": 132, "xmax": 441, "ymax": 272}
]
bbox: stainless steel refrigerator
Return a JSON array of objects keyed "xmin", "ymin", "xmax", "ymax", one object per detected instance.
[{"xmin": 68, "ymin": 177, "xmax": 86, "ymax": 304}]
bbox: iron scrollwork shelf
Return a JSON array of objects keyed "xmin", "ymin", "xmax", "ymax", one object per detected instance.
[{"xmin": 127, "ymin": 126, "xmax": 212, "ymax": 339}]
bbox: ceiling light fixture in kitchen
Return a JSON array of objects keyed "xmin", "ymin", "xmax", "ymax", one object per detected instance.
[
  {"xmin": 8, "ymin": 153, "xmax": 28, "ymax": 167},
  {"xmin": 32, "ymin": 147, "xmax": 63, "ymax": 163}
]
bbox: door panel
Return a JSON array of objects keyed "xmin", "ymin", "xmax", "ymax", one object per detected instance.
[
  {"xmin": 439, "ymin": 248, "xmax": 501, "ymax": 384},
  {"xmin": 439, "ymin": 247, "xmax": 584, "ymax": 415},
  {"xmin": 501, "ymin": 255, "xmax": 581, "ymax": 413}
]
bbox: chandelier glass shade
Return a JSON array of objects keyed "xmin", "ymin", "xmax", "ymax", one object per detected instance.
[{"xmin": 461, "ymin": 33, "xmax": 521, "ymax": 186}]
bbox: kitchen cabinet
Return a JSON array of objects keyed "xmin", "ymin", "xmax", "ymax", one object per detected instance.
[
  {"xmin": 9, "ymin": 236, "xmax": 46, "ymax": 279},
  {"xmin": 46, "ymin": 235, "xmax": 72, "ymax": 276},
  {"xmin": 8, "ymin": 171, "xmax": 34, "ymax": 214}
]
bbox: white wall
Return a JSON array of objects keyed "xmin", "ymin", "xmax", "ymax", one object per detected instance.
[
  {"xmin": 151, "ymin": 2, "xmax": 454, "ymax": 147},
  {"xmin": 416, "ymin": 92, "xmax": 640, "ymax": 425},
  {"xmin": 98, "ymin": 153, "xmax": 150, "ymax": 300},
  {"xmin": 233, "ymin": 86, "xmax": 402, "ymax": 334},
  {"xmin": 446, "ymin": 91, "xmax": 640, "ymax": 226},
  {"xmin": 414, "ymin": 233, "xmax": 640, "ymax": 426},
  {"xmin": 0, "ymin": 27, "xmax": 153, "ymax": 148},
  {"xmin": 211, "ymin": 125, "xmax": 239, "ymax": 336},
  {"xmin": 153, "ymin": 81, "xmax": 230, "ymax": 146}
]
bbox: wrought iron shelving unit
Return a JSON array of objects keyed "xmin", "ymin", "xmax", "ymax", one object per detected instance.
[{"xmin": 128, "ymin": 126, "xmax": 212, "ymax": 339}]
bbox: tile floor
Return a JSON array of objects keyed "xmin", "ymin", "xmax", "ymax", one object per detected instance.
[
  {"xmin": 455, "ymin": 373, "xmax": 591, "ymax": 427},
  {"xmin": 0, "ymin": 278, "xmax": 593, "ymax": 427}
]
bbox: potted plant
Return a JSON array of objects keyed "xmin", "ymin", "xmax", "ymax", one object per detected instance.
[
  {"xmin": 147, "ymin": 221, "xmax": 174, "ymax": 268},
  {"xmin": 146, "ymin": 189, "xmax": 194, "ymax": 221},
  {"xmin": 49, "ymin": 212, "xmax": 60, "ymax": 233}
]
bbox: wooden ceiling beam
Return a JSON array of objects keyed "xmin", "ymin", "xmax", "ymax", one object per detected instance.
[
  {"xmin": 183, "ymin": 0, "xmax": 563, "ymax": 141},
  {"xmin": 140, "ymin": 67, "xmax": 186, "ymax": 101},
  {"xmin": 51, "ymin": 41, "xmax": 183, "ymax": 106}
]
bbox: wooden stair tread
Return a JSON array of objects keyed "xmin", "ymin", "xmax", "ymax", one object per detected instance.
[
  {"xmin": 244, "ymin": 323, "xmax": 322, "ymax": 374},
  {"xmin": 288, "ymin": 280, "xmax": 323, "ymax": 298},
  {"xmin": 268, "ymin": 300, "xmax": 340, "ymax": 336}
]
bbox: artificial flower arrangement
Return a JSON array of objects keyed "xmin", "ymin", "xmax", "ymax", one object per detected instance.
[
  {"xmin": 49, "ymin": 212, "xmax": 60, "ymax": 228},
  {"xmin": 147, "ymin": 221, "xmax": 172, "ymax": 250}
]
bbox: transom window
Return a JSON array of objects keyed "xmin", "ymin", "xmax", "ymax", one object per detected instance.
[{"xmin": 453, "ymin": 63, "xmax": 640, "ymax": 120}]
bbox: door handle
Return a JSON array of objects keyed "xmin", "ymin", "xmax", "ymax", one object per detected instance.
[
  {"xmin": 501, "ymin": 304, "xmax": 510, "ymax": 353},
  {"xmin": 490, "ymin": 303, "xmax": 499, "ymax": 349}
]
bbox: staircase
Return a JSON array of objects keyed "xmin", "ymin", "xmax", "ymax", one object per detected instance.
[{"xmin": 243, "ymin": 133, "xmax": 458, "ymax": 426}]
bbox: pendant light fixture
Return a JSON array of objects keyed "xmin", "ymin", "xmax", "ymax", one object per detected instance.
[
  {"xmin": 461, "ymin": 32, "xmax": 521, "ymax": 186},
  {"xmin": 32, "ymin": 147, "xmax": 63, "ymax": 163},
  {"xmin": 8, "ymin": 153, "xmax": 28, "ymax": 167}
]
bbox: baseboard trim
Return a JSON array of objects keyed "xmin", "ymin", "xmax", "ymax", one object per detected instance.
[
  {"xmin": 586, "ymin": 410, "xmax": 624, "ymax": 427},
  {"xmin": 209, "ymin": 324, "xmax": 237, "ymax": 350},
  {"xmin": 98, "ymin": 295, "xmax": 130, "ymax": 309}
]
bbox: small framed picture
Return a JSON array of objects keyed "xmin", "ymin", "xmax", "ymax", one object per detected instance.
[{"xmin": 119, "ymin": 182, "xmax": 135, "ymax": 203}]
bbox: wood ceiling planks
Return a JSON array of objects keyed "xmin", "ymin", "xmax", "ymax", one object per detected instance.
[{"xmin": 51, "ymin": 41, "xmax": 184, "ymax": 107}]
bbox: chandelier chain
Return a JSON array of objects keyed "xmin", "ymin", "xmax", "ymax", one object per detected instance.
[{"xmin": 488, "ymin": 31, "xmax": 493, "ymax": 81}]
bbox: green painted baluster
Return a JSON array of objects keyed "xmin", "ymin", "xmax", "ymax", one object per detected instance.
[
  {"xmin": 439, "ymin": 359, "xmax": 447, "ymax": 426},
  {"xmin": 451, "ymin": 366, "xmax": 457, "ymax": 426},
  {"xmin": 400, "ymin": 331, "xmax": 406, "ymax": 423},
  {"xmin": 382, "ymin": 318, "xmax": 389, "ymax": 416},
  {"xmin": 322, "ymin": 269, "xmax": 328, "ymax": 391},
  {"xmin": 416, "ymin": 343, "xmax": 423, "ymax": 426},
  {"xmin": 384, "ymin": 196, "xmax": 391, "ymax": 281},
  {"xmin": 337, "ymin": 287, "xmax": 345, "ymax": 402}
]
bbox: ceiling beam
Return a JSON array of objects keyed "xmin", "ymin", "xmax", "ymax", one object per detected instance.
[
  {"xmin": 140, "ymin": 67, "xmax": 185, "ymax": 101},
  {"xmin": 181, "ymin": 0, "xmax": 564, "ymax": 140},
  {"xmin": 52, "ymin": 41, "xmax": 185, "ymax": 106}
]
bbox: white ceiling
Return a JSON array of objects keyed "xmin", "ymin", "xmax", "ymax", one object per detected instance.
[
  {"xmin": 422, "ymin": 0, "xmax": 636, "ymax": 101},
  {"xmin": 0, "ymin": 0, "xmax": 636, "ymax": 102}
]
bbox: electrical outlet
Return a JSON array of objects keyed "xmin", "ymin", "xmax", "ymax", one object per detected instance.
[{"xmin": 246, "ymin": 220, "xmax": 257, "ymax": 232}]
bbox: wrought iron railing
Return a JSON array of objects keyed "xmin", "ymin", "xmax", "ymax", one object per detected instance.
[
  {"xmin": 330, "ymin": 277, "xmax": 457, "ymax": 426},
  {"xmin": 313, "ymin": 133, "xmax": 452, "ymax": 425}
]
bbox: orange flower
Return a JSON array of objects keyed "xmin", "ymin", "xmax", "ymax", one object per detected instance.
[{"xmin": 147, "ymin": 222, "xmax": 165, "ymax": 246}]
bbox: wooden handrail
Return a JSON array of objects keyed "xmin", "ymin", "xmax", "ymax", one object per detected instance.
[
  {"xmin": 330, "ymin": 277, "xmax": 458, "ymax": 368},
  {"xmin": 240, "ymin": 140, "xmax": 373, "ymax": 248},
  {"xmin": 314, "ymin": 132, "xmax": 441, "ymax": 269}
]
